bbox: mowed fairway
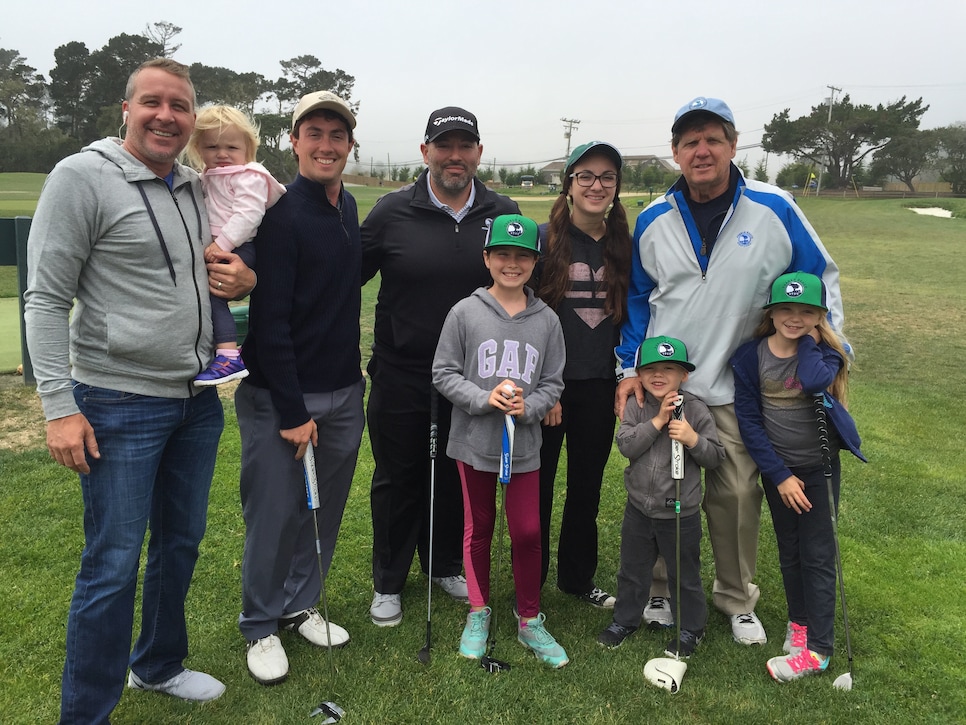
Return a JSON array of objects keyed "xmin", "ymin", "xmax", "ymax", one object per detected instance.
[{"xmin": 1, "ymin": 176, "xmax": 964, "ymax": 723}]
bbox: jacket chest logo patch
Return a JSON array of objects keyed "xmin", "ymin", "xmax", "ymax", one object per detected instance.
[{"xmin": 736, "ymin": 231, "xmax": 753, "ymax": 247}]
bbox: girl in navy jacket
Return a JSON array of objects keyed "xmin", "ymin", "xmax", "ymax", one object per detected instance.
[{"xmin": 730, "ymin": 272, "xmax": 865, "ymax": 684}]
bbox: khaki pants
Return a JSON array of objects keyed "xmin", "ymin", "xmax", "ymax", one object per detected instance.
[{"xmin": 648, "ymin": 404, "xmax": 762, "ymax": 614}]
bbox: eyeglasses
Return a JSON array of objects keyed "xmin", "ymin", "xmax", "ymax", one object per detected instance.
[{"xmin": 569, "ymin": 171, "xmax": 619, "ymax": 188}]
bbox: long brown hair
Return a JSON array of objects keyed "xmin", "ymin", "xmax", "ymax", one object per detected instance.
[
  {"xmin": 536, "ymin": 166, "xmax": 631, "ymax": 324},
  {"xmin": 752, "ymin": 311, "xmax": 851, "ymax": 407}
]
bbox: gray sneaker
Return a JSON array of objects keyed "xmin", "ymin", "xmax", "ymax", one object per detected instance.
[
  {"xmin": 643, "ymin": 596, "xmax": 673, "ymax": 629},
  {"xmin": 730, "ymin": 611, "xmax": 767, "ymax": 645},
  {"xmin": 370, "ymin": 592, "xmax": 402, "ymax": 627},
  {"xmin": 432, "ymin": 574, "xmax": 469, "ymax": 601},
  {"xmin": 128, "ymin": 668, "xmax": 226, "ymax": 701}
]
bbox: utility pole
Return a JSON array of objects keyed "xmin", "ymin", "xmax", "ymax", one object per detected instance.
[
  {"xmin": 561, "ymin": 117, "xmax": 581, "ymax": 160},
  {"xmin": 815, "ymin": 85, "xmax": 841, "ymax": 195}
]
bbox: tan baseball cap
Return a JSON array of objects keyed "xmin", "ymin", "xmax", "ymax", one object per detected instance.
[{"xmin": 292, "ymin": 91, "xmax": 356, "ymax": 132}]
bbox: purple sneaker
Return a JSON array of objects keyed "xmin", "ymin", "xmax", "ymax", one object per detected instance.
[{"xmin": 193, "ymin": 354, "xmax": 248, "ymax": 386}]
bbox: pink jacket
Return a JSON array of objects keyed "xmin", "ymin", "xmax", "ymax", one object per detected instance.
[{"xmin": 202, "ymin": 162, "xmax": 286, "ymax": 250}]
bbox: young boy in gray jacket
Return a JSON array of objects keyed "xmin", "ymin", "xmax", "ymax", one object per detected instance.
[{"xmin": 598, "ymin": 336, "xmax": 724, "ymax": 658}]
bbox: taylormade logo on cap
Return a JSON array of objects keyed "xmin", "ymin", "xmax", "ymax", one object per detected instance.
[
  {"xmin": 432, "ymin": 114, "xmax": 475, "ymax": 128},
  {"xmin": 424, "ymin": 106, "xmax": 480, "ymax": 143}
]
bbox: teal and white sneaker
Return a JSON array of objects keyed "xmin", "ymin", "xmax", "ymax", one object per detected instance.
[
  {"xmin": 518, "ymin": 613, "xmax": 569, "ymax": 669},
  {"xmin": 459, "ymin": 607, "xmax": 491, "ymax": 659}
]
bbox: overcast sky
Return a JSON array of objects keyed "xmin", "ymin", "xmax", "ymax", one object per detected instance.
[{"xmin": 5, "ymin": 0, "xmax": 964, "ymax": 177}]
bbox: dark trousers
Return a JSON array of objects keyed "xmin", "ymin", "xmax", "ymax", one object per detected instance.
[
  {"xmin": 368, "ymin": 366, "xmax": 464, "ymax": 594},
  {"xmin": 763, "ymin": 459, "xmax": 840, "ymax": 657},
  {"xmin": 539, "ymin": 378, "xmax": 616, "ymax": 592},
  {"xmin": 613, "ymin": 503, "xmax": 707, "ymax": 634}
]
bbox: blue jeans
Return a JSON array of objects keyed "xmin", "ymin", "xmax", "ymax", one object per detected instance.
[{"xmin": 60, "ymin": 384, "xmax": 223, "ymax": 725}]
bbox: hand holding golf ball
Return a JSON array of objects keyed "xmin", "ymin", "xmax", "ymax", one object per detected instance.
[{"xmin": 491, "ymin": 381, "xmax": 523, "ymax": 415}]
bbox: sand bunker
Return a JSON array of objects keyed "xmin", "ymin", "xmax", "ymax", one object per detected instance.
[{"xmin": 909, "ymin": 207, "xmax": 953, "ymax": 218}]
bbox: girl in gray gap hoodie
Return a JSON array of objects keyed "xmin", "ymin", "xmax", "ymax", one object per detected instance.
[{"xmin": 432, "ymin": 214, "xmax": 568, "ymax": 669}]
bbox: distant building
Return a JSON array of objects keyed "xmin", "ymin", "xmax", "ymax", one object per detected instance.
[{"xmin": 539, "ymin": 154, "xmax": 675, "ymax": 185}]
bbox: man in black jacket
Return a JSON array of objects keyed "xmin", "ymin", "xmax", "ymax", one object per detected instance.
[{"xmin": 362, "ymin": 107, "xmax": 520, "ymax": 626}]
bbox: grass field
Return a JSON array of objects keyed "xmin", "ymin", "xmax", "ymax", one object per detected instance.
[{"xmin": 1, "ymin": 177, "xmax": 965, "ymax": 723}]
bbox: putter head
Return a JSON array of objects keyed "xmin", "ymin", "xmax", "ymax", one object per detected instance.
[
  {"xmin": 643, "ymin": 656, "xmax": 687, "ymax": 693},
  {"xmin": 481, "ymin": 655, "xmax": 511, "ymax": 674},
  {"xmin": 310, "ymin": 701, "xmax": 344, "ymax": 722}
]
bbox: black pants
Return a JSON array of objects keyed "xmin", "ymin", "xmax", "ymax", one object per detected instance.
[
  {"xmin": 539, "ymin": 377, "xmax": 616, "ymax": 593},
  {"xmin": 763, "ymin": 459, "xmax": 840, "ymax": 657},
  {"xmin": 368, "ymin": 364, "xmax": 464, "ymax": 594}
]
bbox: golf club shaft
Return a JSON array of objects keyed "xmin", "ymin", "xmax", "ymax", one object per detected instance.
[
  {"xmin": 815, "ymin": 394, "xmax": 854, "ymax": 676},
  {"xmin": 420, "ymin": 388, "xmax": 439, "ymax": 664},
  {"xmin": 671, "ymin": 396, "xmax": 683, "ymax": 659},
  {"xmin": 303, "ymin": 444, "xmax": 337, "ymax": 680}
]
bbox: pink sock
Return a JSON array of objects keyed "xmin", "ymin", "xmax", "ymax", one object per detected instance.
[{"xmin": 217, "ymin": 348, "xmax": 240, "ymax": 359}]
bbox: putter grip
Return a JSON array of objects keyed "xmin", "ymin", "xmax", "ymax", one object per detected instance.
[
  {"xmin": 429, "ymin": 387, "xmax": 438, "ymax": 460},
  {"xmin": 303, "ymin": 444, "xmax": 321, "ymax": 511},
  {"xmin": 671, "ymin": 396, "xmax": 684, "ymax": 480}
]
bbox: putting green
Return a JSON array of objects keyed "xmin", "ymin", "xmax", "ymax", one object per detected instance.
[{"xmin": 0, "ymin": 297, "xmax": 23, "ymax": 372}]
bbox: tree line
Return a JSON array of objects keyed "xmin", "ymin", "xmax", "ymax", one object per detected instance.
[
  {"xmin": 0, "ymin": 22, "xmax": 357, "ymax": 182},
  {"xmin": 762, "ymin": 94, "xmax": 966, "ymax": 193},
  {"xmin": 1, "ymin": 23, "xmax": 964, "ymax": 192}
]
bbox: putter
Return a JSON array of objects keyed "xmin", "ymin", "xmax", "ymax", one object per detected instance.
[
  {"xmin": 481, "ymin": 390, "xmax": 515, "ymax": 674},
  {"xmin": 303, "ymin": 445, "xmax": 343, "ymax": 709},
  {"xmin": 644, "ymin": 396, "xmax": 687, "ymax": 693},
  {"xmin": 815, "ymin": 394, "xmax": 855, "ymax": 691},
  {"xmin": 310, "ymin": 701, "xmax": 344, "ymax": 723},
  {"xmin": 418, "ymin": 390, "xmax": 439, "ymax": 666}
]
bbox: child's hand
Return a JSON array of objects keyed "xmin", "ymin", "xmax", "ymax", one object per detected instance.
[
  {"xmin": 808, "ymin": 327, "xmax": 822, "ymax": 343},
  {"xmin": 776, "ymin": 475, "xmax": 812, "ymax": 514},
  {"xmin": 489, "ymin": 380, "xmax": 524, "ymax": 416},
  {"xmin": 668, "ymin": 414, "xmax": 699, "ymax": 449},
  {"xmin": 650, "ymin": 391, "xmax": 681, "ymax": 431},
  {"xmin": 204, "ymin": 240, "xmax": 221, "ymax": 264}
]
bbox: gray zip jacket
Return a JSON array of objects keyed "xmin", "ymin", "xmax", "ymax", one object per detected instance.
[
  {"xmin": 616, "ymin": 390, "xmax": 725, "ymax": 519},
  {"xmin": 433, "ymin": 286, "xmax": 565, "ymax": 474},
  {"xmin": 24, "ymin": 138, "xmax": 213, "ymax": 420}
]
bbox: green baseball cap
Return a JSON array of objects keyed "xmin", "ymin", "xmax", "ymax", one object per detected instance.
[
  {"xmin": 484, "ymin": 214, "xmax": 542, "ymax": 255},
  {"xmin": 764, "ymin": 272, "xmax": 828, "ymax": 310},
  {"xmin": 566, "ymin": 141, "xmax": 623, "ymax": 174},
  {"xmin": 634, "ymin": 335, "xmax": 695, "ymax": 372}
]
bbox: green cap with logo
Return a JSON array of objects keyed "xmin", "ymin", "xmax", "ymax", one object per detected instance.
[
  {"xmin": 764, "ymin": 272, "xmax": 828, "ymax": 311},
  {"xmin": 634, "ymin": 335, "xmax": 695, "ymax": 371},
  {"xmin": 484, "ymin": 214, "xmax": 542, "ymax": 255},
  {"xmin": 566, "ymin": 141, "xmax": 623, "ymax": 174}
]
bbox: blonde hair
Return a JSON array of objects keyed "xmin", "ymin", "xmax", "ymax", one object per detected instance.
[
  {"xmin": 753, "ymin": 308, "xmax": 851, "ymax": 407},
  {"xmin": 185, "ymin": 105, "xmax": 260, "ymax": 171}
]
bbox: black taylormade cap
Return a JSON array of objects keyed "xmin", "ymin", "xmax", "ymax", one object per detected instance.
[{"xmin": 424, "ymin": 106, "xmax": 480, "ymax": 143}]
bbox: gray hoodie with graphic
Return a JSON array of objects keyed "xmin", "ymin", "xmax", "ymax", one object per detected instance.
[
  {"xmin": 24, "ymin": 138, "xmax": 213, "ymax": 420},
  {"xmin": 432, "ymin": 286, "xmax": 565, "ymax": 474}
]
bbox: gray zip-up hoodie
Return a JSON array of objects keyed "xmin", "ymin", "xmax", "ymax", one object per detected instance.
[
  {"xmin": 433, "ymin": 286, "xmax": 565, "ymax": 474},
  {"xmin": 24, "ymin": 138, "xmax": 213, "ymax": 420},
  {"xmin": 616, "ymin": 390, "xmax": 725, "ymax": 519}
]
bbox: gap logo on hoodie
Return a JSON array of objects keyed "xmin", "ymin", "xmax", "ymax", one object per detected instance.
[{"xmin": 477, "ymin": 339, "xmax": 539, "ymax": 384}]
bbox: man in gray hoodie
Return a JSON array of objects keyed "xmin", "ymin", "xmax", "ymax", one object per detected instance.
[{"xmin": 24, "ymin": 58, "xmax": 254, "ymax": 723}]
